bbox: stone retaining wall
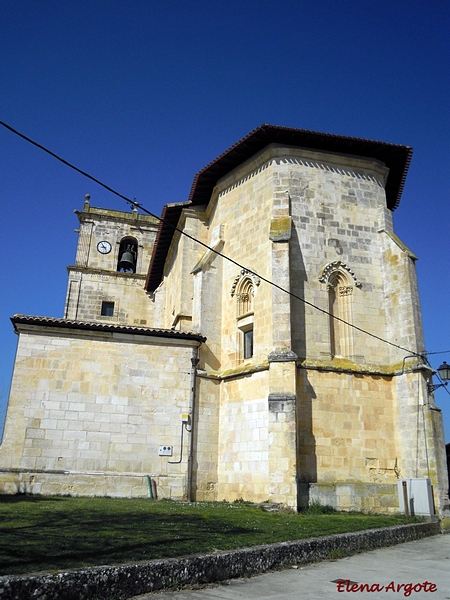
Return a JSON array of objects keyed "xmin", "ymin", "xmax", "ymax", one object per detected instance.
[{"xmin": 0, "ymin": 522, "xmax": 440, "ymax": 600}]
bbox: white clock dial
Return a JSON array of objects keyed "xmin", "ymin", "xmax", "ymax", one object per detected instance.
[{"xmin": 97, "ymin": 241, "xmax": 112, "ymax": 254}]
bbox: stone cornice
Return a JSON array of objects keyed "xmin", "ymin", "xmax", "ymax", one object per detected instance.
[
  {"xmin": 215, "ymin": 145, "xmax": 389, "ymax": 202},
  {"xmin": 67, "ymin": 266, "xmax": 147, "ymax": 280},
  {"xmin": 76, "ymin": 206, "xmax": 159, "ymax": 227}
]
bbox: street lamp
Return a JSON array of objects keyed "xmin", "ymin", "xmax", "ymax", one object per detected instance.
[
  {"xmin": 427, "ymin": 361, "xmax": 450, "ymax": 394},
  {"xmin": 437, "ymin": 361, "xmax": 450, "ymax": 381}
]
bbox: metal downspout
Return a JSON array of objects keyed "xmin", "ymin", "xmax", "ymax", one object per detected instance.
[{"xmin": 187, "ymin": 344, "xmax": 200, "ymax": 502}]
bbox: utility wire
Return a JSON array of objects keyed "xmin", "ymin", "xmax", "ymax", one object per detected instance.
[
  {"xmin": 0, "ymin": 121, "xmax": 133, "ymax": 205},
  {"xmin": 0, "ymin": 121, "xmax": 430, "ymax": 359}
]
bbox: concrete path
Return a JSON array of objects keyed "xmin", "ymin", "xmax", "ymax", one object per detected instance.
[{"xmin": 132, "ymin": 534, "xmax": 450, "ymax": 600}]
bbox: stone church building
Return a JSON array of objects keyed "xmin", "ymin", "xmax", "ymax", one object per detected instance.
[{"xmin": 1, "ymin": 124, "xmax": 448, "ymax": 514}]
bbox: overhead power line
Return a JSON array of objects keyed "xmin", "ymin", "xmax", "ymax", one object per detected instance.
[{"xmin": 0, "ymin": 120, "xmax": 433, "ymax": 360}]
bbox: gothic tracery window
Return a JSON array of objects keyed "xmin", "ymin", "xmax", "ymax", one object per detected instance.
[{"xmin": 236, "ymin": 276, "xmax": 254, "ymax": 317}]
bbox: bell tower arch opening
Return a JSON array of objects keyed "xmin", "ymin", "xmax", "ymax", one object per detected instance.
[{"xmin": 117, "ymin": 236, "xmax": 138, "ymax": 273}]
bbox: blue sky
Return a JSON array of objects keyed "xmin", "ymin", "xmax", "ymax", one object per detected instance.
[{"xmin": 1, "ymin": 0, "xmax": 449, "ymax": 440}]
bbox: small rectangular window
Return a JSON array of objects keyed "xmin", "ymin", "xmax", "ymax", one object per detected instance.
[
  {"xmin": 243, "ymin": 328, "xmax": 253, "ymax": 359},
  {"xmin": 101, "ymin": 301, "xmax": 114, "ymax": 317}
]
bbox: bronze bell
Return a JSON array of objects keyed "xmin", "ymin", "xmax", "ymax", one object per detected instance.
[{"xmin": 118, "ymin": 245, "xmax": 136, "ymax": 272}]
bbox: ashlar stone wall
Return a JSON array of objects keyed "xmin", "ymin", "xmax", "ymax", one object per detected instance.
[
  {"xmin": 286, "ymin": 147, "xmax": 393, "ymax": 365},
  {"xmin": 216, "ymin": 371, "xmax": 269, "ymax": 502},
  {"xmin": 297, "ymin": 368, "xmax": 399, "ymax": 507},
  {"xmin": 0, "ymin": 320, "xmax": 201, "ymax": 499},
  {"xmin": 159, "ymin": 210, "xmax": 208, "ymax": 331}
]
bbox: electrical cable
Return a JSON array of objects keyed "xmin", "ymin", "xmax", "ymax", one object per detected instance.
[{"xmin": 0, "ymin": 120, "xmax": 434, "ymax": 360}]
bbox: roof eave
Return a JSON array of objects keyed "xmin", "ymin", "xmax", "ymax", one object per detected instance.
[
  {"xmin": 11, "ymin": 314, "xmax": 206, "ymax": 343},
  {"xmin": 145, "ymin": 124, "xmax": 413, "ymax": 293}
]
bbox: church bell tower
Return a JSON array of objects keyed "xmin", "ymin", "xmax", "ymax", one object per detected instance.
[{"xmin": 64, "ymin": 195, "xmax": 159, "ymax": 326}]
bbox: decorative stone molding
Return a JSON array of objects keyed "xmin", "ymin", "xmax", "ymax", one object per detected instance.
[
  {"xmin": 235, "ymin": 292, "xmax": 249, "ymax": 303},
  {"xmin": 218, "ymin": 161, "xmax": 271, "ymax": 198},
  {"xmin": 318, "ymin": 261, "xmax": 362, "ymax": 288},
  {"xmin": 230, "ymin": 270, "xmax": 261, "ymax": 297},
  {"xmin": 338, "ymin": 285, "xmax": 353, "ymax": 296},
  {"xmin": 217, "ymin": 151, "xmax": 387, "ymax": 200}
]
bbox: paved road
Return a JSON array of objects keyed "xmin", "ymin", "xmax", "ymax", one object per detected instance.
[{"xmin": 132, "ymin": 534, "xmax": 450, "ymax": 600}]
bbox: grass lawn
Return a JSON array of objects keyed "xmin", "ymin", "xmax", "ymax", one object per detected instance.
[{"xmin": 0, "ymin": 496, "xmax": 418, "ymax": 576}]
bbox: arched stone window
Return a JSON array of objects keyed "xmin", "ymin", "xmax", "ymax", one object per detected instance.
[
  {"xmin": 319, "ymin": 261, "xmax": 360, "ymax": 359},
  {"xmin": 236, "ymin": 276, "xmax": 254, "ymax": 317},
  {"xmin": 328, "ymin": 270, "xmax": 353, "ymax": 358},
  {"xmin": 231, "ymin": 270, "xmax": 260, "ymax": 360},
  {"xmin": 117, "ymin": 236, "xmax": 138, "ymax": 273}
]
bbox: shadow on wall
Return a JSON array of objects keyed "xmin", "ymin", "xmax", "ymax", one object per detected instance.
[
  {"xmin": 290, "ymin": 223, "xmax": 307, "ymax": 362},
  {"xmin": 296, "ymin": 371, "xmax": 318, "ymax": 510},
  {"xmin": 290, "ymin": 223, "xmax": 318, "ymax": 509}
]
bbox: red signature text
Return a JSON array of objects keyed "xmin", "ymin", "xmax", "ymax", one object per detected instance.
[{"xmin": 336, "ymin": 580, "xmax": 437, "ymax": 596}]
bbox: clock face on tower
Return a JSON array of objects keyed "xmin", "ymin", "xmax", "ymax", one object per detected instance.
[{"xmin": 97, "ymin": 241, "xmax": 112, "ymax": 254}]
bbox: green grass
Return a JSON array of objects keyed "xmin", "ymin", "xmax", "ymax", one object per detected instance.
[{"xmin": 0, "ymin": 496, "xmax": 419, "ymax": 576}]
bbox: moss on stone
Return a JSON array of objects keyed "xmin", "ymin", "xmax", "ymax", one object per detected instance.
[
  {"xmin": 211, "ymin": 359, "xmax": 270, "ymax": 380},
  {"xmin": 299, "ymin": 357, "xmax": 422, "ymax": 376},
  {"xmin": 269, "ymin": 217, "xmax": 291, "ymax": 240}
]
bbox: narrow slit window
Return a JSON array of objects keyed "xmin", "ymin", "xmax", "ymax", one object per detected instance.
[{"xmin": 101, "ymin": 301, "xmax": 115, "ymax": 317}]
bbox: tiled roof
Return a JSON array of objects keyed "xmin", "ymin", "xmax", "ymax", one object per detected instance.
[
  {"xmin": 145, "ymin": 124, "xmax": 413, "ymax": 292},
  {"xmin": 187, "ymin": 124, "xmax": 412, "ymax": 210},
  {"xmin": 11, "ymin": 315, "xmax": 206, "ymax": 342}
]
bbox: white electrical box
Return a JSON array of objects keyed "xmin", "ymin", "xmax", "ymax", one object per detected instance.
[
  {"xmin": 397, "ymin": 478, "xmax": 435, "ymax": 516},
  {"xmin": 158, "ymin": 445, "xmax": 173, "ymax": 457}
]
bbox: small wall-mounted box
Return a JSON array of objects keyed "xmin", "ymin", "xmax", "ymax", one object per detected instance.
[
  {"xmin": 158, "ymin": 445, "xmax": 173, "ymax": 457},
  {"xmin": 181, "ymin": 414, "xmax": 190, "ymax": 423},
  {"xmin": 397, "ymin": 478, "xmax": 435, "ymax": 516}
]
